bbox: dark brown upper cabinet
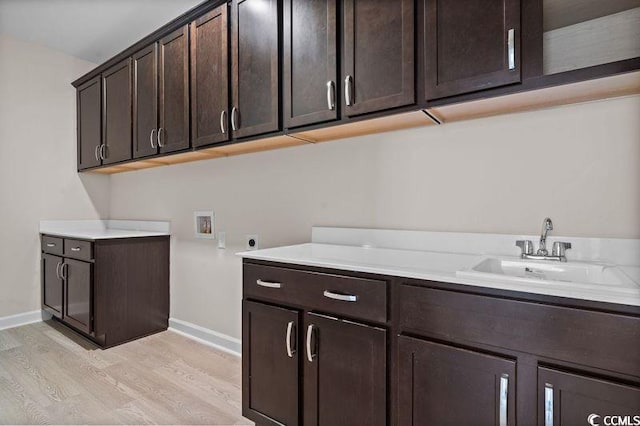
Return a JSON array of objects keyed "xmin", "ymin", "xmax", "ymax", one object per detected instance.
[
  {"xmin": 76, "ymin": 76, "xmax": 102, "ymax": 170},
  {"xmin": 398, "ymin": 336, "xmax": 516, "ymax": 426},
  {"xmin": 231, "ymin": 0, "xmax": 280, "ymax": 139},
  {"xmin": 283, "ymin": 0, "xmax": 338, "ymax": 129},
  {"xmin": 102, "ymin": 59, "xmax": 132, "ymax": 165},
  {"xmin": 159, "ymin": 26, "xmax": 190, "ymax": 154},
  {"xmin": 303, "ymin": 312, "xmax": 386, "ymax": 426},
  {"xmin": 132, "ymin": 44, "xmax": 159, "ymax": 159},
  {"xmin": 190, "ymin": 5, "xmax": 230, "ymax": 148},
  {"xmin": 243, "ymin": 301, "xmax": 299, "ymax": 426},
  {"xmin": 538, "ymin": 367, "xmax": 640, "ymax": 426},
  {"xmin": 342, "ymin": 0, "xmax": 415, "ymax": 117},
  {"xmin": 424, "ymin": 0, "xmax": 521, "ymax": 100}
]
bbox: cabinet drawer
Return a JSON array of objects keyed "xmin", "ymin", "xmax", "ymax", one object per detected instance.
[
  {"xmin": 243, "ymin": 263, "xmax": 387, "ymax": 323},
  {"xmin": 399, "ymin": 284, "xmax": 640, "ymax": 378},
  {"xmin": 41, "ymin": 236, "xmax": 63, "ymax": 255},
  {"xmin": 63, "ymin": 239, "xmax": 93, "ymax": 261}
]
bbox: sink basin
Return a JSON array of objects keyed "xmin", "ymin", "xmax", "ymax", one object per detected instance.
[{"xmin": 457, "ymin": 257, "xmax": 638, "ymax": 290}]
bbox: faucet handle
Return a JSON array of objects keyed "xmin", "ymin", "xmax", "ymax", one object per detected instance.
[
  {"xmin": 552, "ymin": 241, "xmax": 572, "ymax": 257},
  {"xmin": 516, "ymin": 240, "xmax": 534, "ymax": 256}
]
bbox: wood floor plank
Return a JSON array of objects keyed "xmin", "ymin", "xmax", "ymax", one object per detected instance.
[{"xmin": 0, "ymin": 322, "xmax": 252, "ymax": 425}]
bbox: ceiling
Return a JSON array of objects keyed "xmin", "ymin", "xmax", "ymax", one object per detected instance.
[{"xmin": 0, "ymin": 0, "xmax": 204, "ymax": 64}]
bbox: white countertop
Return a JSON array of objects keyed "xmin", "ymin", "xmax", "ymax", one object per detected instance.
[
  {"xmin": 238, "ymin": 228, "xmax": 640, "ymax": 308},
  {"xmin": 40, "ymin": 220, "xmax": 170, "ymax": 240}
]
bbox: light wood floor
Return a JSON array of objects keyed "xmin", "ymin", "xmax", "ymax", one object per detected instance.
[{"xmin": 0, "ymin": 321, "xmax": 253, "ymax": 425}]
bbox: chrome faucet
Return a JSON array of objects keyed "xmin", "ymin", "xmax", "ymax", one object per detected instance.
[
  {"xmin": 538, "ymin": 217, "xmax": 553, "ymax": 256},
  {"xmin": 516, "ymin": 218, "xmax": 572, "ymax": 262}
]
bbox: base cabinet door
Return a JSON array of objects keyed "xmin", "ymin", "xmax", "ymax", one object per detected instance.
[
  {"xmin": 303, "ymin": 312, "xmax": 386, "ymax": 426},
  {"xmin": 398, "ymin": 336, "xmax": 516, "ymax": 426},
  {"xmin": 42, "ymin": 254, "xmax": 64, "ymax": 319},
  {"xmin": 243, "ymin": 301, "xmax": 299, "ymax": 426},
  {"xmin": 538, "ymin": 367, "xmax": 640, "ymax": 426},
  {"xmin": 62, "ymin": 259, "xmax": 93, "ymax": 334}
]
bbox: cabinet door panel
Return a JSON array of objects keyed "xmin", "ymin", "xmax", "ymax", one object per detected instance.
[
  {"xmin": 538, "ymin": 367, "xmax": 640, "ymax": 426},
  {"xmin": 242, "ymin": 301, "xmax": 299, "ymax": 426},
  {"xmin": 398, "ymin": 336, "xmax": 516, "ymax": 426},
  {"xmin": 425, "ymin": 0, "xmax": 521, "ymax": 99},
  {"xmin": 77, "ymin": 76, "xmax": 102, "ymax": 170},
  {"xmin": 63, "ymin": 259, "xmax": 92, "ymax": 335},
  {"xmin": 343, "ymin": 0, "xmax": 414, "ymax": 116},
  {"xmin": 133, "ymin": 44, "xmax": 158, "ymax": 159},
  {"xmin": 42, "ymin": 254, "xmax": 63, "ymax": 319},
  {"xmin": 304, "ymin": 312, "xmax": 386, "ymax": 426},
  {"xmin": 191, "ymin": 5, "xmax": 229, "ymax": 147},
  {"xmin": 284, "ymin": 0, "xmax": 337, "ymax": 128},
  {"xmin": 159, "ymin": 26, "xmax": 190, "ymax": 153},
  {"xmin": 102, "ymin": 58, "xmax": 132, "ymax": 165},
  {"xmin": 231, "ymin": 0, "xmax": 280, "ymax": 138}
]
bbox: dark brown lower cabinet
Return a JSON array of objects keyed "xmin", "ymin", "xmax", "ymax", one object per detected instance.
[
  {"xmin": 243, "ymin": 301, "xmax": 299, "ymax": 426},
  {"xmin": 42, "ymin": 253, "xmax": 64, "ymax": 319},
  {"xmin": 538, "ymin": 367, "xmax": 640, "ymax": 426},
  {"xmin": 62, "ymin": 259, "xmax": 93, "ymax": 335},
  {"xmin": 398, "ymin": 336, "xmax": 516, "ymax": 426},
  {"xmin": 304, "ymin": 312, "xmax": 386, "ymax": 426},
  {"xmin": 41, "ymin": 235, "xmax": 169, "ymax": 348}
]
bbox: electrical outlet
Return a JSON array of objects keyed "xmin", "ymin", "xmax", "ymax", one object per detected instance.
[{"xmin": 246, "ymin": 234, "xmax": 259, "ymax": 250}]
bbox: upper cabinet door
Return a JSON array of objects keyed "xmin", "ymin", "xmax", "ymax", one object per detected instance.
[
  {"xmin": 77, "ymin": 76, "xmax": 102, "ymax": 170},
  {"xmin": 342, "ymin": 0, "xmax": 415, "ymax": 117},
  {"xmin": 283, "ymin": 0, "xmax": 338, "ymax": 129},
  {"xmin": 231, "ymin": 0, "xmax": 280, "ymax": 139},
  {"xmin": 191, "ymin": 5, "xmax": 230, "ymax": 148},
  {"xmin": 132, "ymin": 44, "xmax": 159, "ymax": 159},
  {"xmin": 102, "ymin": 58, "xmax": 132, "ymax": 165},
  {"xmin": 303, "ymin": 313, "xmax": 386, "ymax": 426},
  {"xmin": 398, "ymin": 336, "xmax": 516, "ymax": 426},
  {"xmin": 159, "ymin": 26, "xmax": 190, "ymax": 154},
  {"xmin": 424, "ymin": 0, "xmax": 521, "ymax": 100}
]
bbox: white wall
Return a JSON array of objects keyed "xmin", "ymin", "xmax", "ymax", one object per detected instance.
[
  {"xmin": 0, "ymin": 34, "xmax": 109, "ymax": 318},
  {"xmin": 109, "ymin": 95, "xmax": 640, "ymax": 340}
]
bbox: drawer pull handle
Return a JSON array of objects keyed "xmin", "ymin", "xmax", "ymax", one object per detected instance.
[
  {"xmin": 285, "ymin": 321, "xmax": 295, "ymax": 358},
  {"xmin": 46, "ymin": 243, "xmax": 56, "ymax": 248},
  {"xmin": 71, "ymin": 247, "xmax": 81, "ymax": 252},
  {"xmin": 256, "ymin": 279, "xmax": 281, "ymax": 289},
  {"xmin": 306, "ymin": 324, "xmax": 316, "ymax": 362},
  {"xmin": 323, "ymin": 290, "xmax": 358, "ymax": 302},
  {"xmin": 499, "ymin": 374, "xmax": 509, "ymax": 426},
  {"xmin": 545, "ymin": 383, "xmax": 553, "ymax": 426}
]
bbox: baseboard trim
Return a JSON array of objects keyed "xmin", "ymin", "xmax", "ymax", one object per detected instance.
[
  {"xmin": 168, "ymin": 318, "xmax": 241, "ymax": 357},
  {"xmin": 0, "ymin": 310, "xmax": 48, "ymax": 331}
]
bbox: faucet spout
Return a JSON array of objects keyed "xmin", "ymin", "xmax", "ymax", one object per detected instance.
[{"xmin": 538, "ymin": 217, "xmax": 553, "ymax": 255}]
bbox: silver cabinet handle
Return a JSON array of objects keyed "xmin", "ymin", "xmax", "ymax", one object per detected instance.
[
  {"xmin": 508, "ymin": 28, "xmax": 515, "ymax": 70},
  {"xmin": 231, "ymin": 107, "xmax": 238, "ymax": 131},
  {"xmin": 99, "ymin": 144, "xmax": 107, "ymax": 160},
  {"xmin": 60, "ymin": 263, "xmax": 68, "ymax": 280},
  {"xmin": 323, "ymin": 290, "xmax": 357, "ymax": 302},
  {"xmin": 286, "ymin": 321, "xmax": 295, "ymax": 358},
  {"xmin": 150, "ymin": 128, "xmax": 157, "ymax": 149},
  {"xmin": 256, "ymin": 279, "xmax": 282, "ymax": 289},
  {"xmin": 94, "ymin": 145, "xmax": 100, "ymax": 161},
  {"xmin": 544, "ymin": 383, "xmax": 553, "ymax": 426},
  {"xmin": 499, "ymin": 374, "xmax": 509, "ymax": 426},
  {"xmin": 326, "ymin": 81, "xmax": 335, "ymax": 111},
  {"xmin": 71, "ymin": 247, "xmax": 81, "ymax": 252},
  {"xmin": 157, "ymin": 127, "xmax": 164, "ymax": 148},
  {"xmin": 305, "ymin": 324, "xmax": 316, "ymax": 362},
  {"xmin": 344, "ymin": 75, "xmax": 353, "ymax": 106},
  {"xmin": 220, "ymin": 110, "xmax": 227, "ymax": 134},
  {"xmin": 55, "ymin": 261, "xmax": 62, "ymax": 280},
  {"xmin": 46, "ymin": 243, "xmax": 56, "ymax": 248}
]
